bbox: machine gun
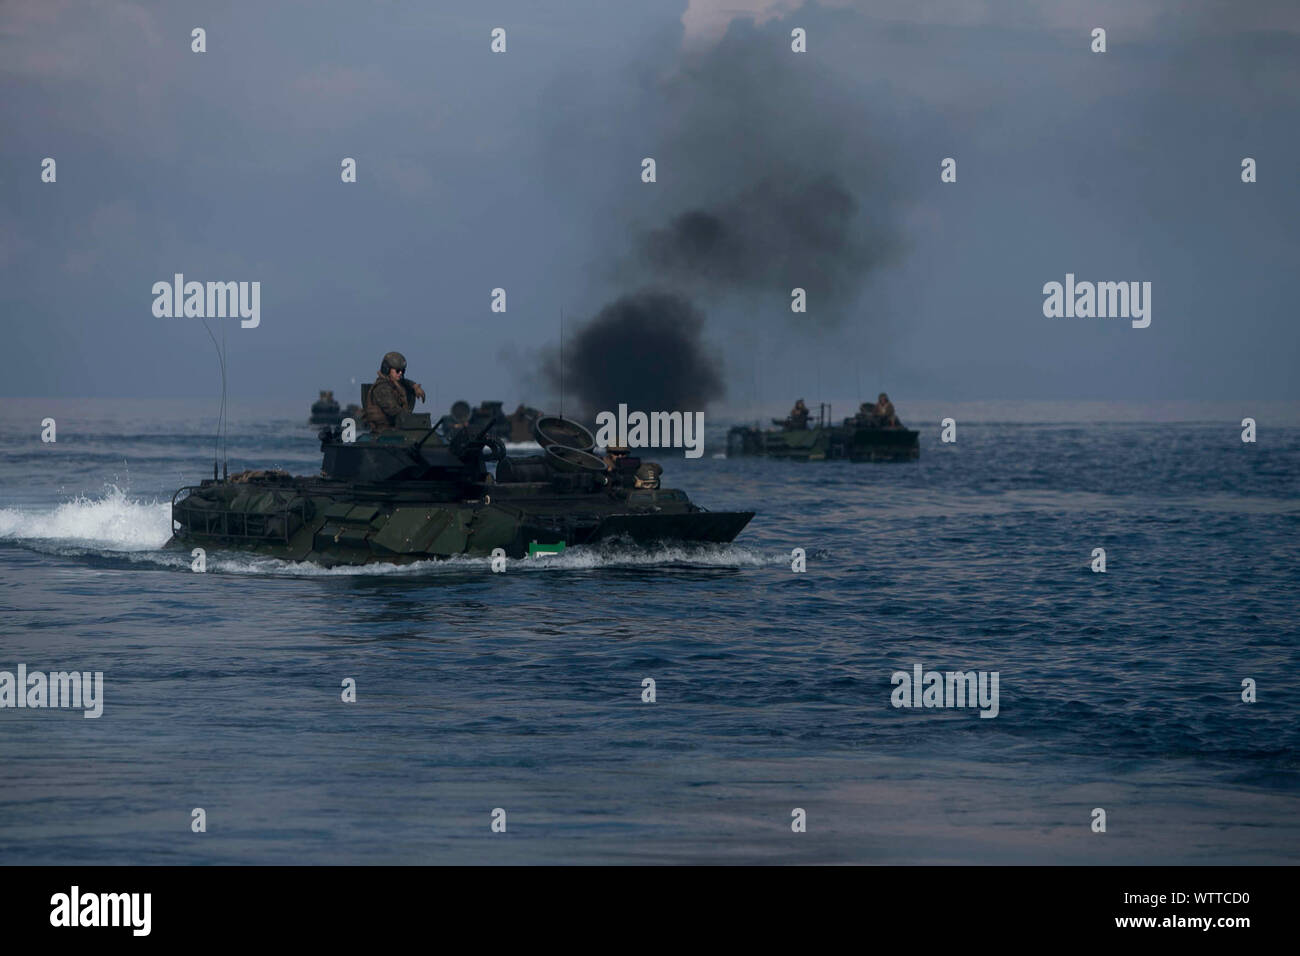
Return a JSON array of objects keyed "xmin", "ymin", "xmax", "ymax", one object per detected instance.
[{"xmin": 426, "ymin": 417, "xmax": 505, "ymax": 467}]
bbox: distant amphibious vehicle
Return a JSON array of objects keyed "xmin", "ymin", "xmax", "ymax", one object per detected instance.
[
  {"xmin": 167, "ymin": 413, "xmax": 753, "ymax": 566},
  {"xmin": 727, "ymin": 400, "xmax": 920, "ymax": 462},
  {"xmin": 439, "ymin": 400, "xmax": 542, "ymax": 443},
  {"xmin": 307, "ymin": 390, "xmax": 361, "ymax": 427},
  {"xmin": 308, "ymin": 390, "xmax": 342, "ymax": 426}
]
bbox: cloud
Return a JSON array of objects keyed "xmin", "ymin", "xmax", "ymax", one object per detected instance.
[
  {"xmin": 680, "ymin": 0, "xmax": 1300, "ymax": 46},
  {"xmin": 292, "ymin": 65, "xmax": 397, "ymax": 106},
  {"xmin": 62, "ymin": 199, "xmax": 139, "ymax": 275},
  {"xmin": 0, "ymin": 0, "xmax": 162, "ymax": 79}
]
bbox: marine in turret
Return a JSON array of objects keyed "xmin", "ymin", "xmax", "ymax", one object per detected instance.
[
  {"xmin": 874, "ymin": 392, "xmax": 901, "ymax": 429},
  {"xmin": 787, "ymin": 398, "xmax": 810, "ymax": 430},
  {"xmin": 851, "ymin": 393, "xmax": 903, "ymax": 429},
  {"xmin": 363, "ymin": 351, "xmax": 427, "ymax": 434}
]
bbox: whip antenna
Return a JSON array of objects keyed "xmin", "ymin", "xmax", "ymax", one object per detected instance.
[
  {"xmin": 559, "ymin": 308, "xmax": 564, "ymax": 420},
  {"xmin": 222, "ymin": 323, "xmax": 228, "ymax": 480},
  {"xmin": 200, "ymin": 317, "xmax": 227, "ymax": 481}
]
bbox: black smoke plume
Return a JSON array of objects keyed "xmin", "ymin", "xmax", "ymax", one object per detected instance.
[
  {"xmin": 636, "ymin": 173, "xmax": 894, "ymax": 311},
  {"xmin": 541, "ymin": 291, "xmax": 724, "ymax": 418},
  {"xmin": 528, "ymin": 11, "xmax": 911, "ymax": 414}
]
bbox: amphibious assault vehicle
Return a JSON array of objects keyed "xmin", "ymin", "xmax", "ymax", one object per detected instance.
[
  {"xmin": 308, "ymin": 390, "xmax": 361, "ymax": 427},
  {"xmin": 167, "ymin": 413, "xmax": 753, "ymax": 566},
  {"xmin": 308, "ymin": 390, "xmax": 342, "ymax": 426},
  {"xmin": 727, "ymin": 403, "xmax": 920, "ymax": 462},
  {"xmin": 441, "ymin": 400, "xmax": 542, "ymax": 443}
]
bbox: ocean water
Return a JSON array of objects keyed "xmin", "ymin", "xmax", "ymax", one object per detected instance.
[{"xmin": 1, "ymin": 398, "xmax": 1297, "ymax": 864}]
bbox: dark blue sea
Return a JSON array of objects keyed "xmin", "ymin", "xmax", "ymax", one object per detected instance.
[{"xmin": 1, "ymin": 398, "xmax": 1297, "ymax": 864}]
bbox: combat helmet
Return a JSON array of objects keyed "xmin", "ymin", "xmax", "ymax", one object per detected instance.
[{"xmin": 634, "ymin": 461, "xmax": 663, "ymax": 490}]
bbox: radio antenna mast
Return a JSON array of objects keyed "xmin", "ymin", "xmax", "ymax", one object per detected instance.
[
  {"xmin": 221, "ymin": 323, "xmax": 228, "ymax": 480},
  {"xmin": 200, "ymin": 317, "xmax": 227, "ymax": 481}
]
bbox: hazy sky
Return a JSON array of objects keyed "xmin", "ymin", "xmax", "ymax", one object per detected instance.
[{"xmin": 2, "ymin": 0, "xmax": 1297, "ymax": 409}]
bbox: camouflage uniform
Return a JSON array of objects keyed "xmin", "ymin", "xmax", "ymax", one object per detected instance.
[
  {"xmin": 364, "ymin": 374, "xmax": 424, "ymax": 433},
  {"xmin": 788, "ymin": 399, "xmax": 810, "ymax": 430},
  {"xmin": 875, "ymin": 394, "xmax": 900, "ymax": 429}
]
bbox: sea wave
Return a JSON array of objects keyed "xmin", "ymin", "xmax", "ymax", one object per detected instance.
[{"xmin": 0, "ymin": 486, "xmax": 172, "ymax": 550}]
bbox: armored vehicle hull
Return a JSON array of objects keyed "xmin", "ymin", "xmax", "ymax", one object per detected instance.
[
  {"xmin": 727, "ymin": 424, "xmax": 919, "ymax": 462},
  {"xmin": 167, "ymin": 414, "xmax": 753, "ymax": 566}
]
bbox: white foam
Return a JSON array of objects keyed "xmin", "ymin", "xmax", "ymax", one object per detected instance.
[
  {"xmin": 512, "ymin": 541, "xmax": 778, "ymax": 571},
  {"xmin": 188, "ymin": 541, "xmax": 782, "ymax": 577},
  {"xmin": 0, "ymin": 487, "xmax": 171, "ymax": 551}
]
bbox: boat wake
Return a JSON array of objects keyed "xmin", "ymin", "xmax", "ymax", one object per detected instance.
[
  {"xmin": 0, "ymin": 486, "xmax": 171, "ymax": 552},
  {"xmin": 0, "ymin": 489, "xmax": 781, "ymax": 576}
]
